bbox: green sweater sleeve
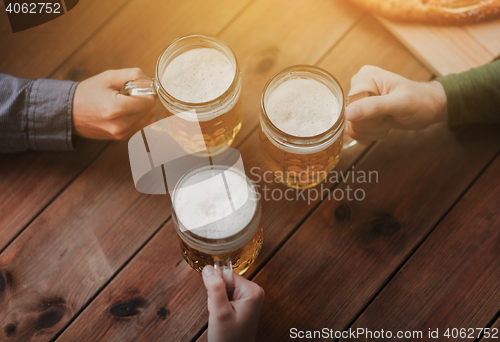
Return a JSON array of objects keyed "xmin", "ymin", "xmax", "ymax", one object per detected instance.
[{"xmin": 437, "ymin": 59, "xmax": 500, "ymax": 131}]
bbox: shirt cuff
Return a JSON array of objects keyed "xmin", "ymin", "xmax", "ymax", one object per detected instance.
[
  {"xmin": 437, "ymin": 73, "xmax": 464, "ymax": 132},
  {"xmin": 27, "ymin": 78, "xmax": 78, "ymax": 151}
]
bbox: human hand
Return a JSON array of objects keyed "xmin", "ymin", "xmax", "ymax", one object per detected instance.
[
  {"xmin": 73, "ymin": 68, "xmax": 155, "ymax": 140},
  {"xmin": 345, "ymin": 65, "xmax": 448, "ymax": 144},
  {"xmin": 202, "ymin": 266, "xmax": 265, "ymax": 342}
]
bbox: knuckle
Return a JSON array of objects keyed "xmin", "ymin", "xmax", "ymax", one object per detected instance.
[
  {"xmin": 104, "ymin": 108, "xmax": 119, "ymax": 120},
  {"xmin": 108, "ymin": 123, "xmax": 125, "ymax": 137},
  {"xmin": 209, "ymin": 277, "xmax": 227, "ymax": 293},
  {"xmin": 105, "ymin": 102, "xmax": 124, "ymax": 119},
  {"xmin": 350, "ymin": 74, "xmax": 357, "ymax": 86},
  {"xmin": 102, "ymin": 69, "xmax": 117, "ymax": 81},
  {"xmin": 117, "ymin": 132, "xmax": 131, "ymax": 141},
  {"xmin": 358, "ymin": 65, "xmax": 381, "ymax": 78},
  {"xmin": 215, "ymin": 309, "xmax": 234, "ymax": 322},
  {"xmin": 131, "ymin": 67, "xmax": 144, "ymax": 79},
  {"xmin": 249, "ymin": 283, "xmax": 265, "ymax": 301}
]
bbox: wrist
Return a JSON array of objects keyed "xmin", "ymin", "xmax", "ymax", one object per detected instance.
[{"xmin": 427, "ymin": 80, "xmax": 448, "ymax": 124}]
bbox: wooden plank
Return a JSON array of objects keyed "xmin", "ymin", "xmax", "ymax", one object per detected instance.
[
  {"xmin": 378, "ymin": 17, "xmax": 499, "ymax": 76},
  {"xmin": 0, "ymin": 0, "xmax": 130, "ymax": 78},
  {"xmin": 51, "ymin": 0, "xmax": 260, "ymax": 81},
  {"xmin": 0, "ymin": 2, "xmax": 253, "ymax": 341},
  {"xmin": 480, "ymin": 319, "xmax": 500, "ymax": 342},
  {"xmin": 343, "ymin": 154, "xmax": 500, "ymax": 341},
  {"xmin": 0, "ymin": 142, "xmax": 169, "ymax": 341},
  {"xmin": 464, "ymin": 20, "xmax": 500, "ymax": 57},
  {"xmin": 248, "ymin": 123, "xmax": 500, "ymax": 336},
  {"xmin": 0, "ymin": 140, "xmax": 107, "ymax": 252},
  {"xmin": 0, "ymin": 0, "xmax": 130, "ymax": 253},
  {"xmin": 55, "ymin": 16, "xmax": 435, "ymax": 342}
]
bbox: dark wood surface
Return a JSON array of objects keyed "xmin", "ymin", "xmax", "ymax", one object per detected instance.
[{"xmin": 1, "ymin": 1, "xmax": 499, "ymax": 341}]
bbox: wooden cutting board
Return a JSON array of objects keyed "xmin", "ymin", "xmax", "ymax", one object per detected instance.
[{"xmin": 377, "ymin": 17, "xmax": 500, "ymax": 77}]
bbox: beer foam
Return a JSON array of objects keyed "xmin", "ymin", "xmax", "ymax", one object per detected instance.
[
  {"xmin": 174, "ymin": 168, "xmax": 256, "ymax": 240},
  {"xmin": 161, "ymin": 48, "xmax": 235, "ymax": 103},
  {"xmin": 266, "ymin": 78, "xmax": 341, "ymax": 137}
]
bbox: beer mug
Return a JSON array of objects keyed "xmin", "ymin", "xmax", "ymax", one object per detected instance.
[
  {"xmin": 259, "ymin": 65, "xmax": 370, "ymax": 189},
  {"xmin": 171, "ymin": 164, "xmax": 262, "ymax": 297},
  {"xmin": 122, "ymin": 34, "xmax": 243, "ymax": 157}
]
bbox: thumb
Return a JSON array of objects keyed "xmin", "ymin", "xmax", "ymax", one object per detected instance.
[
  {"xmin": 346, "ymin": 93, "xmax": 401, "ymax": 122},
  {"xmin": 202, "ymin": 266, "xmax": 234, "ymax": 317}
]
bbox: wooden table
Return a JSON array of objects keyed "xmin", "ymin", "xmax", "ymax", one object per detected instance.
[{"xmin": 1, "ymin": 1, "xmax": 500, "ymax": 341}]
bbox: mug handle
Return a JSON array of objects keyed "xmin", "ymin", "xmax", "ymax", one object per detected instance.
[
  {"xmin": 214, "ymin": 258, "xmax": 235, "ymax": 301},
  {"xmin": 121, "ymin": 78, "xmax": 156, "ymax": 96},
  {"xmin": 342, "ymin": 91, "xmax": 376, "ymax": 149}
]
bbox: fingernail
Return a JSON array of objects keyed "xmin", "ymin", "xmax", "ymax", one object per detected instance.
[
  {"xmin": 203, "ymin": 265, "xmax": 214, "ymax": 277},
  {"xmin": 346, "ymin": 105, "xmax": 361, "ymax": 121}
]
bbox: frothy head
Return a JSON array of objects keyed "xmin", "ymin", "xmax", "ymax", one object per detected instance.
[
  {"xmin": 161, "ymin": 48, "xmax": 235, "ymax": 103},
  {"xmin": 266, "ymin": 78, "xmax": 341, "ymax": 137},
  {"xmin": 173, "ymin": 167, "xmax": 257, "ymax": 240}
]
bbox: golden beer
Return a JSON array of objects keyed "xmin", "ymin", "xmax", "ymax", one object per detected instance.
[
  {"xmin": 157, "ymin": 34, "xmax": 243, "ymax": 157},
  {"xmin": 260, "ymin": 65, "xmax": 346, "ymax": 189},
  {"xmin": 172, "ymin": 165, "xmax": 262, "ymax": 275}
]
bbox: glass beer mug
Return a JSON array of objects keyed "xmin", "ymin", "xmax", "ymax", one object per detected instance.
[
  {"xmin": 259, "ymin": 65, "xmax": 371, "ymax": 189},
  {"xmin": 171, "ymin": 164, "xmax": 263, "ymax": 299},
  {"xmin": 122, "ymin": 34, "xmax": 243, "ymax": 157}
]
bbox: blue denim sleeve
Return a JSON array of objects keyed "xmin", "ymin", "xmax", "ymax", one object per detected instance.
[{"xmin": 0, "ymin": 73, "xmax": 79, "ymax": 153}]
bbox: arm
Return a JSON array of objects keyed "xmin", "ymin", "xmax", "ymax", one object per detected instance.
[
  {"xmin": 438, "ymin": 59, "xmax": 500, "ymax": 130},
  {"xmin": 0, "ymin": 69, "xmax": 155, "ymax": 154},
  {"xmin": 0, "ymin": 73, "xmax": 77, "ymax": 153},
  {"xmin": 345, "ymin": 61, "xmax": 500, "ymax": 144}
]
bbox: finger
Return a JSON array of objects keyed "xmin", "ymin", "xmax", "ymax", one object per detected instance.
[
  {"xmin": 349, "ymin": 123, "xmax": 390, "ymax": 137},
  {"xmin": 231, "ymin": 274, "xmax": 265, "ymax": 322},
  {"xmin": 202, "ymin": 266, "xmax": 234, "ymax": 317},
  {"xmin": 104, "ymin": 108, "xmax": 153, "ymax": 139},
  {"xmin": 112, "ymin": 93, "xmax": 156, "ymax": 117},
  {"xmin": 348, "ymin": 117, "xmax": 392, "ymax": 131},
  {"xmin": 348, "ymin": 65, "xmax": 383, "ymax": 97},
  {"xmin": 345, "ymin": 121, "xmax": 389, "ymax": 143},
  {"xmin": 232, "ymin": 273, "xmax": 265, "ymax": 303},
  {"xmin": 119, "ymin": 109, "xmax": 156, "ymax": 140},
  {"xmin": 103, "ymin": 68, "xmax": 149, "ymax": 89},
  {"xmin": 345, "ymin": 92, "xmax": 406, "ymax": 122}
]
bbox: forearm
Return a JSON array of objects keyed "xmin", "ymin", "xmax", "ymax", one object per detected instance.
[
  {"xmin": 437, "ymin": 60, "xmax": 500, "ymax": 131},
  {"xmin": 0, "ymin": 74, "xmax": 78, "ymax": 153}
]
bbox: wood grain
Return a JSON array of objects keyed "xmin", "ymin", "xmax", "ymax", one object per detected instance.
[
  {"xmin": 0, "ymin": 0, "xmax": 130, "ymax": 78},
  {"xmin": 51, "ymin": 0, "xmax": 255, "ymax": 82},
  {"xmin": 249, "ymin": 124, "xmax": 500, "ymax": 341},
  {"xmin": 464, "ymin": 20, "xmax": 500, "ymax": 57},
  {"xmin": 342, "ymin": 154, "xmax": 500, "ymax": 341},
  {"xmin": 0, "ymin": 0, "xmax": 131, "ymax": 254},
  {"xmin": 480, "ymin": 318, "xmax": 500, "ymax": 341},
  {"xmin": 378, "ymin": 17, "xmax": 500, "ymax": 76},
  {"xmin": 0, "ymin": 1, "xmax": 254, "ymax": 341},
  {"xmin": 0, "ymin": 142, "xmax": 170, "ymax": 342},
  {"xmin": 55, "ymin": 17, "xmax": 435, "ymax": 342},
  {"xmin": 0, "ymin": 140, "xmax": 107, "ymax": 252}
]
